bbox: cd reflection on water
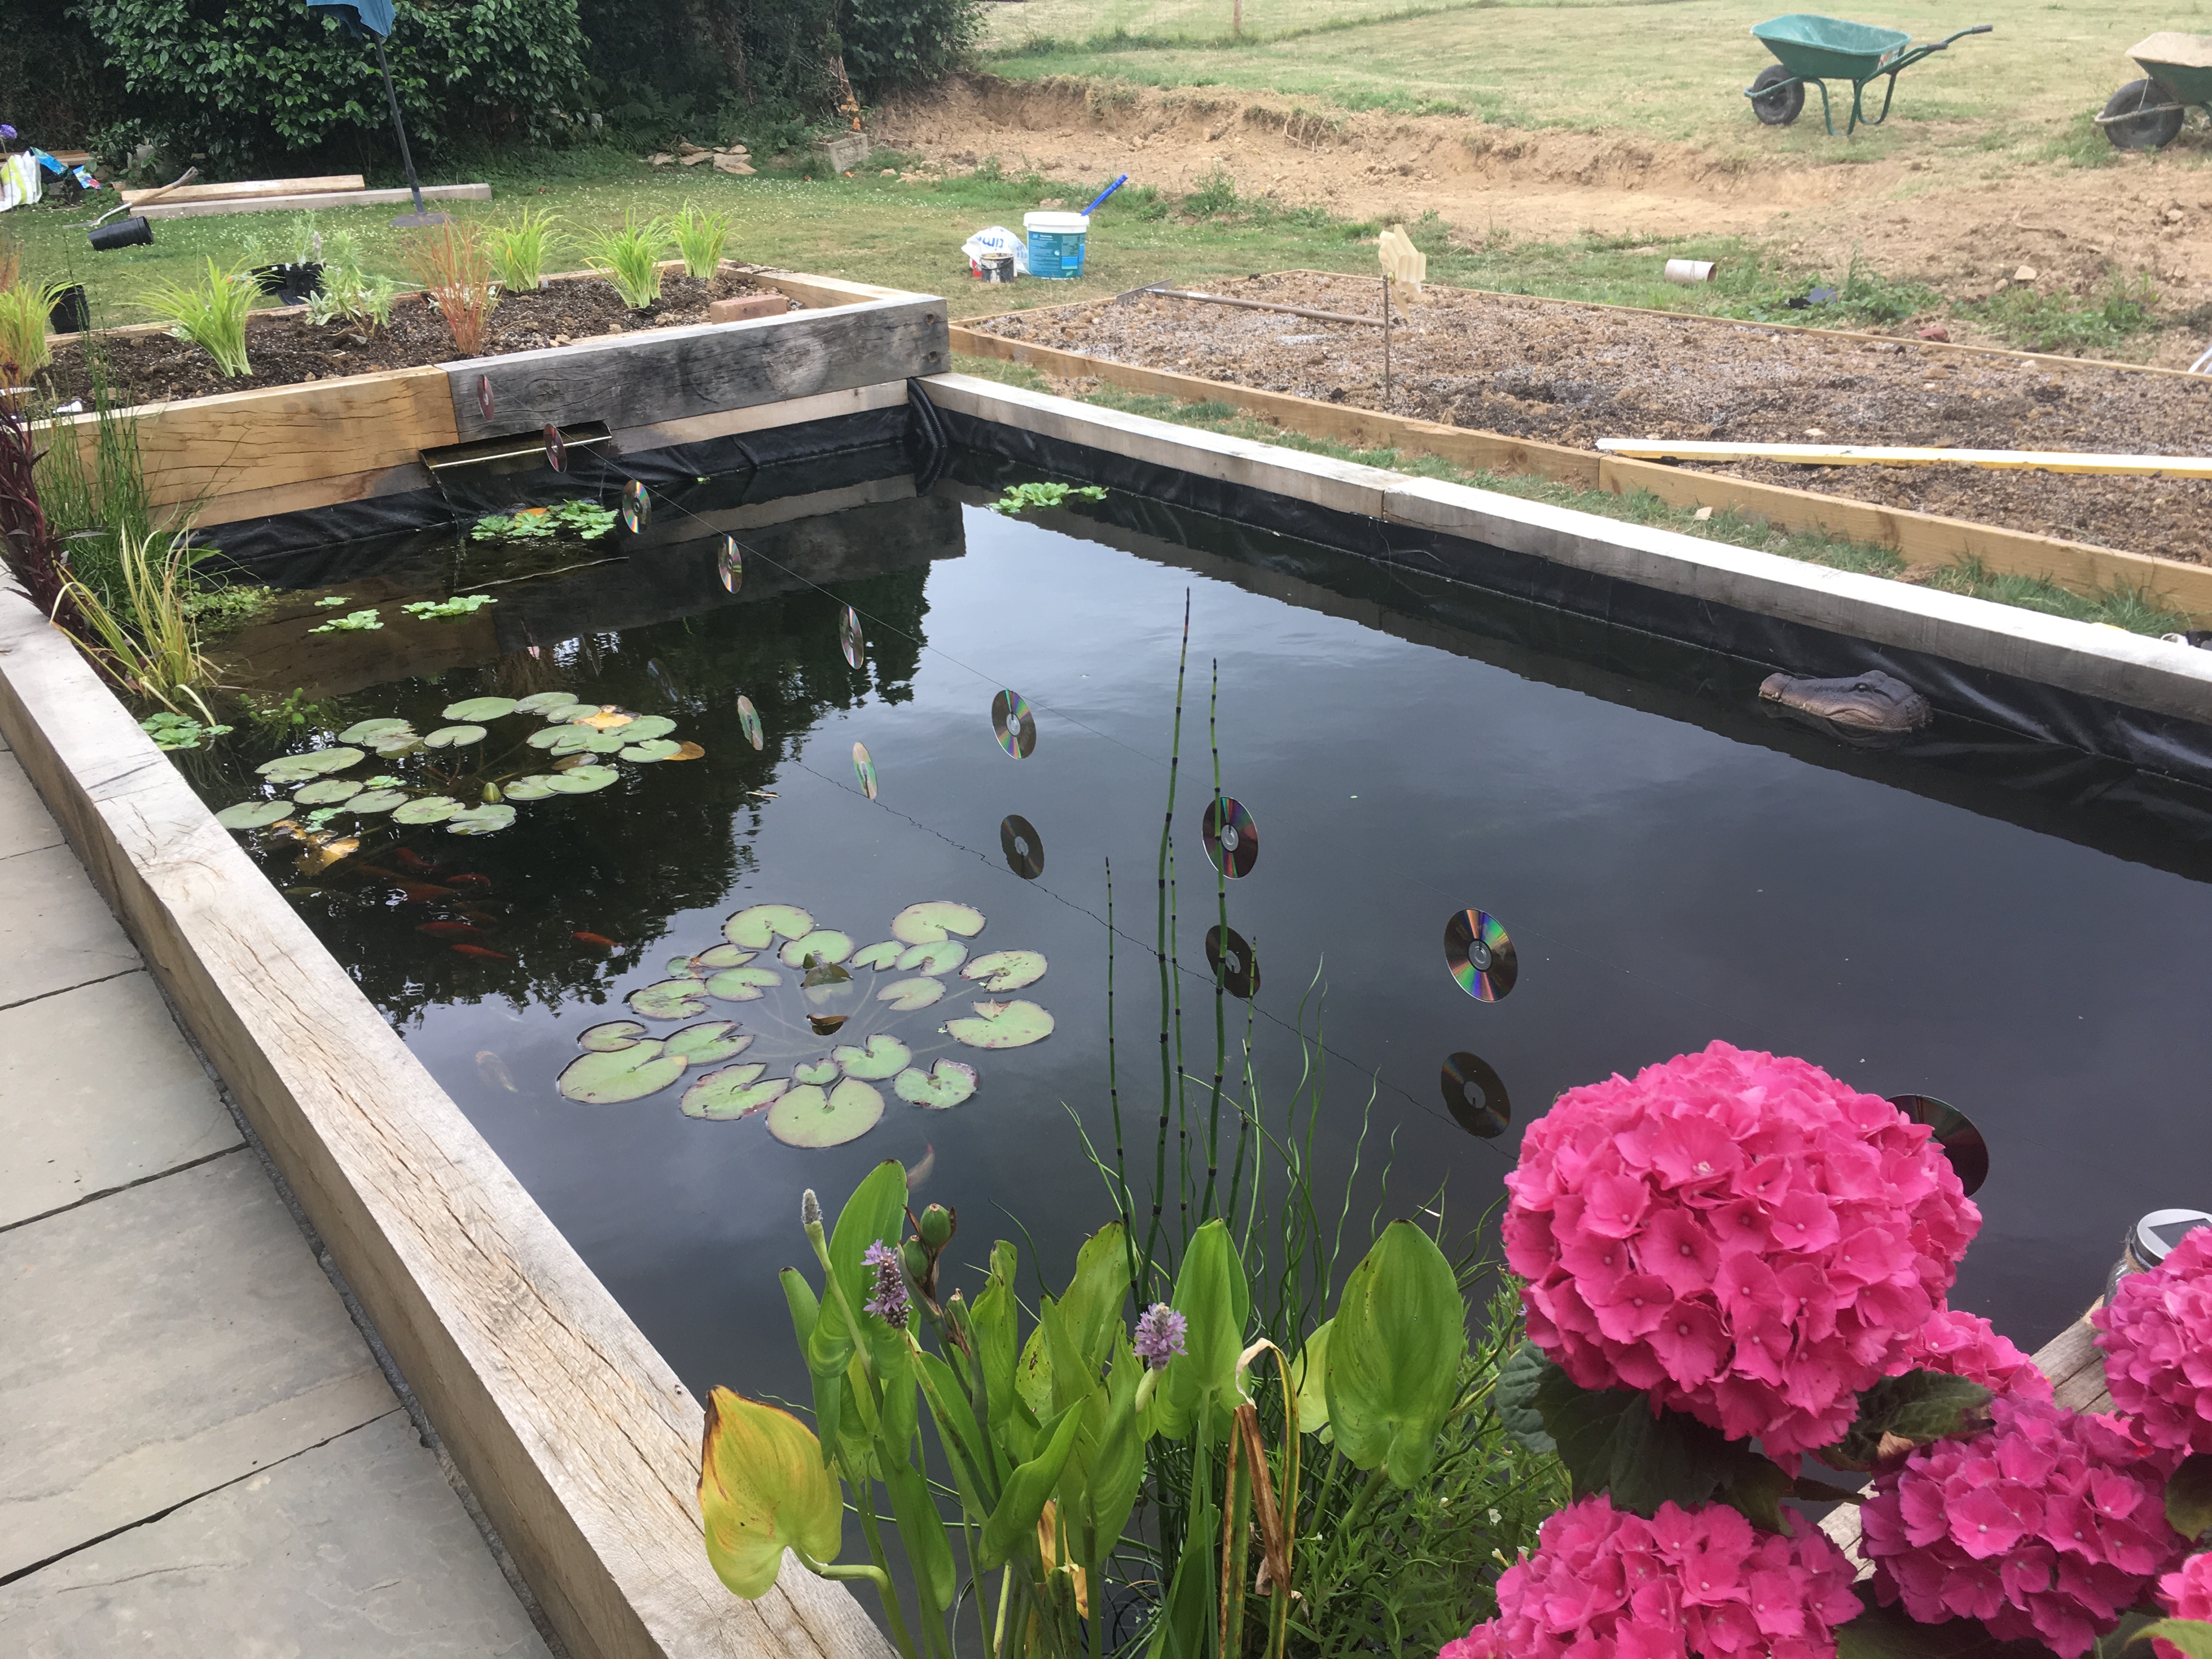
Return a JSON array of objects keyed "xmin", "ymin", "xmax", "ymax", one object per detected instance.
[
  {"xmin": 543, "ymin": 424, "xmax": 566, "ymax": 473},
  {"xmin": 1000, "ymin": 814, "xmax": 1045, "ymax": 879},
  {"xmin": 476, "ymin": 375, "xmax": 494, "ymax": 421},
  {"xmin": 1201, "ymin": 796, "xmax": 1257, "ymax": 879},
  {"xmin": 852, "ymin": 741, "xmax": 878, "ymax": 800},
  {"xmin": 839, "ymin": 606, "xmax": 866, "ymax": 670},
  {"xmin": 1205, "ymin": 924, "xmax": 1260, "ymax": 1000},
  {"xmin": 718, "ymin": 536, "xmax": 743, "ymax": 595},
  {"xmin": 1887, "ymin": 1094, "xmax": 1989, "ymax": 1197},
  {"xmin": 1441, "ymin": 1052, "xmax": 1510, "ymax": 1138},
  {"xmin": 622, "ymin": 480, "xmax": 652, "ymax": 534},
  {"xmin": 992, "ymin": 690, "xmax": 1037, "ymax": 759},
  {"xmin": 1444, "ymin": 909, "xmax": 1517, "ymax": 1002},
  {"xmin": 736, "ymin": 695, "xmax": 764, "ymax": 751}
]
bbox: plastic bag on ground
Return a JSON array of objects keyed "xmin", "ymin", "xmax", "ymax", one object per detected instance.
[{"xmin": 961, "ymin": 226, "xmax": 1028, "ymax": 276}]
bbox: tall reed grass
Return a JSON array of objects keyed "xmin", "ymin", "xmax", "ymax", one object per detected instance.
[{"xmin": 55, "ymin": 526, "xmax": 223, "ymax": 720}]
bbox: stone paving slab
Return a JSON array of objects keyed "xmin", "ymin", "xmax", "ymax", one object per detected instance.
[
  {"xmin": 0, "ymin": 842, "xmax": 140, "ymax": 1014},
  {"xmin": 0, "ymin": 1152, "xmax": 399, "ymax": 1578},
  {"xmin": 0, "ymin": 970, "xmax": 242, "ymax": 1229},
  {"xmin": 0, "ymin": 748, "xmax": 62, "ymax": 860},
  {"xmin": 0, "ymin": 1410, "xmax": 553, "ymax": 1659}
]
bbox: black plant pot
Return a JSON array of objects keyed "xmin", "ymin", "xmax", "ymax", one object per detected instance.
[
  {"xmin": 251, "ymin": 262, "xmax": 324, "ymax": 306},
  {"xmin": 48, "ymin": 285, "xmax": 91, "ymax": 335},
  {"xmin": 88, "ymin": 217, "xmax": 153, "ymax": 251}
]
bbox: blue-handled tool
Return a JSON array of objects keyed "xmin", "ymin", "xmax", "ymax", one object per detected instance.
[{"xmin": 1080, "ymin": 175, "xmax": 1128, "ymax": 216}]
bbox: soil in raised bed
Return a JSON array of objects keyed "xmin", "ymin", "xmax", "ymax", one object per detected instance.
[
  {"xmin": 972, "ymin": 273, "xmax": 2212, "ymax": 563},
  {"xmin": 41, "ymin": 270, "xmax": 782, "ymax": 408}
]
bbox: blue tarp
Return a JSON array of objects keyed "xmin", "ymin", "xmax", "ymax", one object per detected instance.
[{"xmin": 306, "ymin": 0, "xmax": 394, "ymax": 40}]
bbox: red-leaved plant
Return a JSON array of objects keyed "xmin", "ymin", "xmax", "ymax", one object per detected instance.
[{"xmin": 402, "ymin": 221, "xmax": 499, "ymax": 358}]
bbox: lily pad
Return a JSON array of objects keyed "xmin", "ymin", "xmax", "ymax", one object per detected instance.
[
  {"xmin": 680, "ymin": 1065, "xmax": 784, "ymax": 1120},
  {"xmin": 620, "ymin": 739, "xmax": 684, "ymax": 763},
  {"xmin": 544, "ymin": 766, "xmax": 619, "ymax": 794},
  {"xmin": 876, "ymin": 977, "xmax": 946, "ymax": 1012},
  {"xmin": 629, "ymin": 979, "xmax": 712, "ymax": 1020},
  {"xmin": 374, "ymin": 737, "xmax": 422, "ymax": 759},
  {"xmin": 256, "ymin": 746, "xmax": 365, "ymax": 783},
  {"xmin": 707, "ymin": 965, "xmax": 782, "ymax": 1001},
  {"xmin": 529, "ymin": 725, "xmax": 597, "ymax": 754},
  {"xmin": 500, "ymin": 776, "xmax": 562, "ymax": 800},
  {"xmin": 946, "ymin": 998, "xmax": 1056, "ymax": 1050},
  {"xmin": 832, "ymin": 1034, "xmax": 911, "ymax": 1080},
  {"xmin": 695, "ymin": 944, "xmax": 753, "ymax": 969},
  {"xmin": 443, "ymin": 696, "xmax": 518, "ymax": 721},
  {"xmin": 557, "ymin": 1041, "xmax": 686, "ymax": 1104},
  {"xmin": 891, "ymin": 901, "xmax": 986, "ymax": 946},
  {"xmin": 392, "ymin": 795, "xmax": 465, "ymax": 825},
  {"xmin": 724, "ymin": 903, "xmax": 814, "ymax": 949},
  {"xmin": 446, "ymin": 804, "xmax": 517, "ymax": 835},
  {"xmin": 793, "ymin": 1058, "xmax": 841, "ymax": 1086},
  {"xmin": 665, "ymin": 1022, "xmax": 753, "ymax": 1065},
  {"xmin": 622, "ymin": 714, "xmax": 678, "ymax": 742},
  {"xmin": 780, "ymin": 929, "xmax": 855, "ymax": 969},
  {"xmin": 578, "ymin": 1020, "xmax": 650, "ymax": 1051},
  {"xmin": 895, "ymin": 1060, "xmax": 979, "ymax": 1109},
  {"xmin": 337, "ymin": 717, "xmax": 413, "ymax": 744},
  {"xmin": 515, "ymin": 691, "xmax": 579, "ymax": 715},
  {"xmin": 668, "ymin": 952, "xmax": 706, "ymax": 978},
  {"xmin": 424, "ymin": 724, "xmax": 488, "ymax": 749},
  {"xmin": 216, "ymin": 800, "xmax": 294, "ymax": 830},
  {"xmin": 291, "ymin": 778, "xmax": 363, "ymax": 806},
  {"xmin": 767, "ymin": 1077, "xmax": 883, "ymax": 1149},
  {"xmin": 849, "ymin": 940, "xmax": 903, "ymax": 971},
  {"xmin": 343, "ymin": 788, "xmax": 411, "ymax": 815},
  {"xmin": 963, "ymin": 950, "xmax": 1048, "ymax": 992},
  {"xmin": 899, "ymin": 939, "xmax": 967, "ymax": 977}
]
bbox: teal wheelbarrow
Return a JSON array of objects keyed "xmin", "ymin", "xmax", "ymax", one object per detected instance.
[
  {"xmin": 2097, "ymin": 33, "xmax": 2212, "ymax": 150},
  {"xmin": 1745, "ymin": 15, "xmax": 1993, "ymax": 136}
]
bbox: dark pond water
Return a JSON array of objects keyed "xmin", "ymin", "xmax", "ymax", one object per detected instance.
[{"xmin": 194, "ymin": 455, "xmax": 2212, "ymax": 1418}]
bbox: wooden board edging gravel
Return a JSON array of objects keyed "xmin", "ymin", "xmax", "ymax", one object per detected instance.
[
  {"xmin": 0, "ymin": 586, "xmax": 891, "ymax": 1659},
  {"xmin": 946, "ymin": 326, "xmax": 2212, "ymax": 623}
]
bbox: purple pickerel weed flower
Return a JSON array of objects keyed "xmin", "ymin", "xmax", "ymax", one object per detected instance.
[
  {"xmin": 862, "ymin": 1240, "xmax": 910, "ymax": 1330},
  {"xmin": 1133, "ymin": 1302, "xmax": 1187, "ymax": 1369}
]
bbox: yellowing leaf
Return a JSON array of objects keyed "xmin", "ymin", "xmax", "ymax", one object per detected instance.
[{"xmin": 698, "ymin": 1387, "xmax": 843, "ymax": 1598}]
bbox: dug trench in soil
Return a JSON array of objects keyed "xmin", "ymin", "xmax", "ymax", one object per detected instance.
[
  {"xmin": 970, "ymin": 272, "xmax": 2212, "ymax": 563},
  {"xmin": 37, "ymin": 270, "xmax": 785, "ymax": 408}
]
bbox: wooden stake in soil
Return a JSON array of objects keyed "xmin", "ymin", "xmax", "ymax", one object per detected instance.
[{"xmin": 1383, "ymin": 275, "xmax": 1391, "ymax": 406}]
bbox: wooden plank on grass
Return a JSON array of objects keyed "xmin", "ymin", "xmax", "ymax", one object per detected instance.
[
  {"xmin": 121, "ymin": 174, "xmax": 365, "ymax": 205},
  {"xmin": 445, "ymin": 294, "xmax": 948, "ymax": 441},
  {"xmin": 141, "ymin": 183, "xmax": 492, "ymax": 221},
  {"xmin": 1598, "ymin": 438, "xmax": 2212, "ymax": 478}
]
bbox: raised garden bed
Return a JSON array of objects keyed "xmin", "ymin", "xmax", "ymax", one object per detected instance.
[{"xmin": 968, "ymin": 272, "xmax": 2212, "ymax": 566}]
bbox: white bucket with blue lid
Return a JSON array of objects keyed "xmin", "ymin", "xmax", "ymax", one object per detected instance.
[{"xmin": 1024, "ymin": 211, "xmax": 1090, "ymax": 280}]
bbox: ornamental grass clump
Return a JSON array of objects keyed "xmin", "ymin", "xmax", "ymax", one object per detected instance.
[
  {"xmin": 137, "ymin": 258, "xmax": 254, "ymax": 377},
  {"xmin": 0, "ymin": 277, "xmax": 68, "ymax": 379},
  {"xmin": 403, "ymin": 220, "xmax": 499, "ymax": 357},
  {"xmin": 582, "ymin": 215, "xmax": 671, "ymax": 310},
  {"xmin": 2093, "ymin": 1223, "xmax": 2212, "ymax": 1454},
  {"xmin": 670, "ymin": 202, "xmax": 731, "ymax": 279},
  {"xmin": 487, "ymin": 207, "xmax": 556, "ymax": 293}
]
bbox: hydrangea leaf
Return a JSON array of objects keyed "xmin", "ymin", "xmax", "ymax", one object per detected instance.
[
  {"xmin": 962, "ymin": 950, "xmax": 1047, "ymax": 992},
  {"xmin": 216, "ymin": 800, "xmax": 294, "ymax": 830},
  {"xmin": 2170, "ymin": 1453, "xmax": 2212, "ymax": 1542},
  {"xmin": 515, "ymin": 691, "xmax": 579, "ymax": 715},
  {"xmin": 891, "ymin": 901, "xmax": 986, "ymax": 946},
  {"xmin": 291, "ymin": 778, "xmax": 362, "ymax": 806},
  {"xmin": 893, "ymin": 1060, "xmax": 977, "ymax": 1109},
  {"xmin": 629, "ymin": 978, "xmax": 712, "ymax": 1019},
  {"xmin": 793, "ymin": 1058, "xmax": 840, "ymax": 1086},
  {"xmin": 2137, "ymin": 1623, "xmax": 2212, "ymax": 1659},
  {"xmin": 724, "ymin": 904, "xmax": 814, "ymax": 949},
  {"xmin": 446, "ymin": 804, "xmax": 517, "ymax": 835},
  {"xmin": 1830, "ymin": 1372, "xmax": 1995, "ymax": 1471},
  {"xmin": 1493, "ymin": 1340, "xmax": 1557, "ymax": 1455},
  {"xmin": 899, "ymin": 939, "xmax": 967, "ymax": 977},
  {"xmin": 832, "ymin": 1035, "xmax": 910, "ymax": 1081},
  {"xmin": 579, "ymin": 1020, "xmax": 650, "ymax": 1052},
  {"xmin": 391, "ymin": 795, "xmax": 465, "ymax": 825},
  {"xmin": 665, "ymin": 1022, "xmax": 753, "ymax": 1065},
  {"xmin": 876, "ymin": 977, "xmax": 945, "ymax": 1012},
  {"xmin": 344, "ymin": 788, "xmax": 411, "ymax": 814},
  {"xmin": 443, "ymin": 696, "xmax": 518, "ymax": 721},
  {"xmin": 849, "ymin": 940, "xmax": 903, "ymax": 971},
  {"xmin": 681, "ymin": 1065, "xmax": 783, "ymax": 1120},
  {"xmin": 780, "ymin": 929, "xmax": 855, "ymax": 968},
  {"xmin": 337, "ymin": 717, "xmax": 413, "ymax": 743},
  {"xmin": 424, "ymin": 724, "xmax": 488, "ymax": 749},
  {"xmin": 696, "ymin": 944, "xmax": 754, "ymax": 969},
  {"xmin": 946, "ymin": 999, "xmax": 1054, "ymax": 1049},
  {"xmin": 544, "ymin": 766, "xmax": 619, "ymax": 794},
  {"xmin": 500, "ymin": 775, "xmax": 562, "ymax": 800},
  {"xmin": 768, "ymin": 1078, "xmax": 883, "ymax": 1149},
  {"xmin": 557, "ymin": 1041, "xmax": 686, "ymax": 1103}
]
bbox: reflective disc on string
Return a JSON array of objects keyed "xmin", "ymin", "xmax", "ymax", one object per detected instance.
[
  {"xmin": 1201, "ymin": 796, "xmax": 1257, "ymax": 879},
  {"xmin": 718, "ymin": 536, "xmax": 743, "ymax": 595},
  {"xmin": 1205, "ymin": 924, "xmax": 1259, "ymax": 1000},
  {"xmin": 543, "ymin": 424, "xmax": 566, "ymax": 473},
  {"xmin": 1441, "ymin": 1052, "xmax": 1511, "ymax": 1138},
  {"xmin": 839, "ymin": 606, "xmax": 865, "ymax": 670},
  {"xmin": 852, "ymin": 741, "xmax": 878, "ymax": 800},
  {"xmin": 1444, "ymin": 909, "xmax": 1516, "ymax": 1001},
  {"xmin": 736, "ymin": 695, "xmax": 764, "ymax": 751},
  {"xmin": 991, "ymin": 690, "xmax": 1037, "ymax": 759},
  {"xmin": 1000, "ymin": 814, "xmax": 1045, "ymax": 879},
  {"xmin": 622, "ymin": 481, "xmax": 652, "ymax": 534},
  {"xmin": 1887, "ymin": 1094, "xmax": 1989, "ymax": 1196},
  {"xmin": 476, "ymin": 374, "xmax": 494, "ymax": 421}
]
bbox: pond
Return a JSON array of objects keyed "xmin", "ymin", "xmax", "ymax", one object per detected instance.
[{"xmin": 190, "ymin": 443, "xmax": 2212, "ymax": 1423}]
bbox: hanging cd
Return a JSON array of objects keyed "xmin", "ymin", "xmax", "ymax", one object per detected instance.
[
  {"xmin": 852, "ymin": 741, "xmax": 878, "ymax": 800},
  {"xmin": 839, "ymin": 605, "xmax": 865, "ymax": 670},
  {"xmin": 1200, "ymin": 796, "xmax": 1257, "ymax": 879},
  {"xmin": 1887, "ymin": 1094, "xmax": 1989, "ymax": 1197},
  {"xmin": 1444, "ymin": 909, "xmax": 1517, "ymax": 1002},
  {"xmin": 476, "ymin": 374, "xmax": 494, "ymax": 421},
  {"xmin": 991, "ymin": 690, "xmax": 1037, "ymax": 759},
  {"xmin": 718, "ymin": 536, "xmax": 743, "ymax": 595},
  {"xmin": 736, "ymin": 695, "xmax": 764, "ymax": 751},
  {"xmin": 1441, "ymin": 1052, "xmax": 1511, "ymax": 1138},
  {"xmin": 622, "ymin": 481, "xmax": 652, "ymax": 534},
  {"xmin": 1205, "ymin": 924, "xmax": 1260, "ymax": 1000},
  {"xmin": 543, "ymin": 424, "xmax": 566, "ymax": 473},
  {"xmin": 1000, "ymin": 814, "xmax": 1045, "ymax": 879}
]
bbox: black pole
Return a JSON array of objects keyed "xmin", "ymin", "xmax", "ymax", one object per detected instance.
[{"xmin": 374, "ymin": 35, "xmax": 426, "ymax": 217}]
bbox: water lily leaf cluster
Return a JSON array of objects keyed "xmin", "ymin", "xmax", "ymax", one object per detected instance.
[{"xmin": 560, "ymin": 899, "xmax": 1047, "ymax": 1146}]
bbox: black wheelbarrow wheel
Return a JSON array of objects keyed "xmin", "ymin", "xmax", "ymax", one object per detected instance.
[
  {"xmin": 1750, "ymin": 65, "xmax": 1806, "ymax": 126},
  {"xmin": 2102, "ymin": 78, "xmax": 2183, "ymax": 150}
]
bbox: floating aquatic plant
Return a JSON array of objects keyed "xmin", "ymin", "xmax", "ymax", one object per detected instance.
[
  {"xmin": 471, "ymin": 501, "xmax": 619, "ymax": 543},
  {"xmin": 989, "ymin": 481, "xmax": 1107, "ymax": 516},
  {"xmin": 140, "ymin": 712, "xmax": 231, "ymax": 751},
  {"xmin": 401, "ymin": 595, "xmax": 496, "ymax": 621},
  {"xmin": 309, "ymin": 608, "xmax": 383, "ymax": 634},
  {"xmin": 557, "ymin": 899, "xmax": 1051, "ymax": 1146}
]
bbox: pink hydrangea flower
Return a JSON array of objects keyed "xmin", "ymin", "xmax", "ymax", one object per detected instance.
[
  {"xmin": 1897, "ymin": 1307, "xmax": 2053, "ymax": 1403},
  {"xmin": 1438, "ymin": 1494, "xmax": 1862, "ymax": 1659},
  {"xmin": 1503, "ymin": 1041, "xmax": 1979, "ymax": 1463},
  {"xmin": 2154, "ymin": 1551, "xmax": 2212, "ymax": 1659},
  {"xmin": 2092, "ymin": 1224, "xmax": 2212, "ymax": 1455},
  {"xmin": 1860, "ymin": 1396, "xmax": 2187, "ymax": 1658}
]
